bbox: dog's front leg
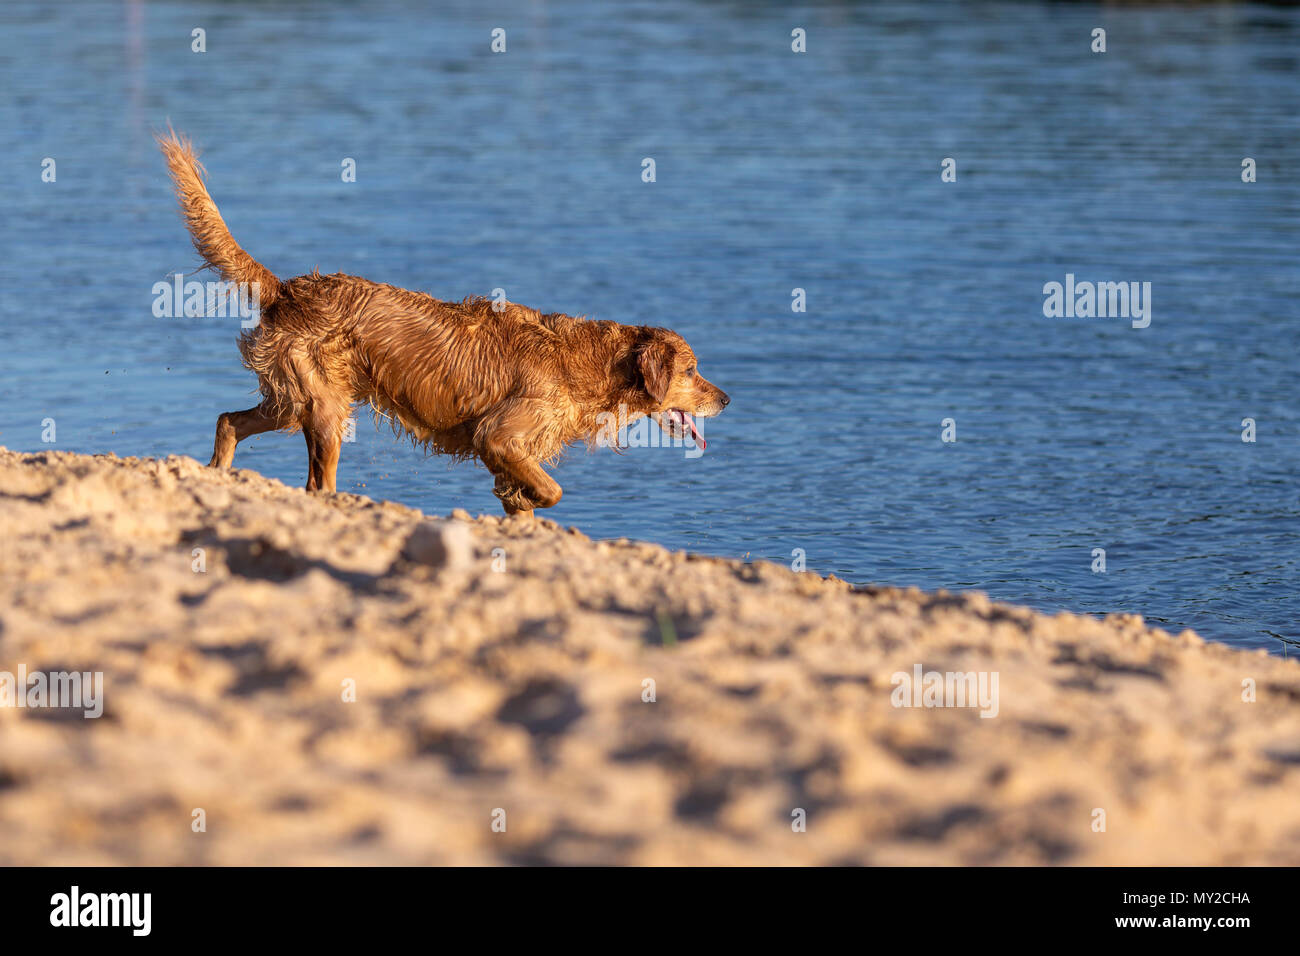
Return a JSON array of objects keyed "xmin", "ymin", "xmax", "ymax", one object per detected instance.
[
  {"xmin": 484, "ymin": 454, "xmax": 561, "ymax": 512},
  {"xmin": 492, "ymin": 473, "xmax": 539, "ymax": 515},
  {"xmin": 479, "ymin": 405, "xmax": 564, "ymax": 514}
]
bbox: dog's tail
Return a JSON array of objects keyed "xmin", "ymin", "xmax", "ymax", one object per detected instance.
[{"xmin": 157, "ymin": 127, "xmax": 282, "ymax": 307}]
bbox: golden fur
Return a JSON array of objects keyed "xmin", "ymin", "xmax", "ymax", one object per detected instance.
[{"xmin": 158, "ymin": 130, "xmax": 728, "ymax": 513}]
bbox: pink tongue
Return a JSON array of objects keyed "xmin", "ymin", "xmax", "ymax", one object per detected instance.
[{"xmin": 683, "ymin": 412, "xmax": 705, "ymax": 450}]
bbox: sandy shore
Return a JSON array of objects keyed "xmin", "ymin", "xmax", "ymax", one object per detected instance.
[{"xmin": 1, "ymin": 446, "xmax": 1298, "ymax": 865}]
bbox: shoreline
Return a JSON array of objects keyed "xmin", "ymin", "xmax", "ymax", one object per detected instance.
[{"xmin": 1, "ymin": 446, "xmax": 1298, "ymax": 864}]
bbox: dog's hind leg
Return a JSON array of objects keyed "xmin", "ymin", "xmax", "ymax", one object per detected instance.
[
  {"xmin": 208, "ymin": 403, "xmax": 288, "ymax": 469},
  {"xmin": 305, "ymin": 429, "xmax": 342, "ymax": 493},
  {"xmin": 311, "ymin": 432, "xmax": 342, "ymax": 492},
  {"xmin": 303, "ymin": 428, "xmax": 320, "ymax": 491},
  {"xmin": 303, "ymin": 403, "xmax": 347, "ymax": 493}
]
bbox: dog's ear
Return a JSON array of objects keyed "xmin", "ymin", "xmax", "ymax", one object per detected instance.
[{"xmin": 637, "ymin": 336, "xmax": 676, "ymax": 405}]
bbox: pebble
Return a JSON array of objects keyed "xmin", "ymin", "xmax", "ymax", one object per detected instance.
[{"xmin": 401, "ymin": 520, "xmax": 473, "ymax": 571}]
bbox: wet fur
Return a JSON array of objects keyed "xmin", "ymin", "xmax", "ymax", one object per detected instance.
[{"xmin": 158, "ymin": 130, "xmax": 728, "ymax": 513}]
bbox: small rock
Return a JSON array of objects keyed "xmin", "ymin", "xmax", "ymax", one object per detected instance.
[{"xmin": 401, "ymin": 520, "xmax": 472, "ymax": 570}]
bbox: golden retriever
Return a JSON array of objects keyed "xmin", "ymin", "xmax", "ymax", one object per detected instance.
[{"xmin": 158, "ymin": 131, "xmax": 728, "ymax": 513}]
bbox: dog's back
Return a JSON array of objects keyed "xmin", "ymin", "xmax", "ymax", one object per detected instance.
[{"xmin": 248, "ymin": 273, "xmax": 590, "ymax": 453}]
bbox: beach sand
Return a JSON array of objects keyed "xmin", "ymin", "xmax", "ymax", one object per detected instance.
[{"xmin": 1, "ymin": 446, "xmax": 1298, "ymax": 865}]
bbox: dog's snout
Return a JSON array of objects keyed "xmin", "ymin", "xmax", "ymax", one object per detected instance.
[{"xmin": 719, "ymin": 391, "xmax": 730, "ymax": 408}]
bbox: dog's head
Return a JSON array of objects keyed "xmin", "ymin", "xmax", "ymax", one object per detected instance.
[{"xmin": 633, "ymin": 328, "xmax": 729, "ymax": 448}]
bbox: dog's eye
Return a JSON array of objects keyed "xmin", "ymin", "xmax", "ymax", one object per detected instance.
[{"xmin": 685, "ymin": 365, "xmax": 697, "ymax": 378}]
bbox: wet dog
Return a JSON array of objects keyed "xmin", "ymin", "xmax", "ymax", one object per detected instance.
[{"xmin": 159, "ymin": 130, "xmax": 728, "ymax": 513}]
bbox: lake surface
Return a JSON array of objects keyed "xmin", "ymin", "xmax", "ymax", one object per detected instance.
[{"xmin": 2, "ymin": 1, "xmax": 1297, "ymax": 653}]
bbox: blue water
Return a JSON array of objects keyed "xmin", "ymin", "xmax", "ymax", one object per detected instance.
[{"xmin": 2, "ymin": 1, "xmax": 1297, "ymax": 653}]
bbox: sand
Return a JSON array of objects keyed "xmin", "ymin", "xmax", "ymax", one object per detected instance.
[{"xmin": 1, "ymin": 446, "xmax": 1298, "ymax": 865}]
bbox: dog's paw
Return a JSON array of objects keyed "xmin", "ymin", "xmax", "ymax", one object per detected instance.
[{"xmin": 493, "ymin": 476, "xmax": 537, "ymax": 515}]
